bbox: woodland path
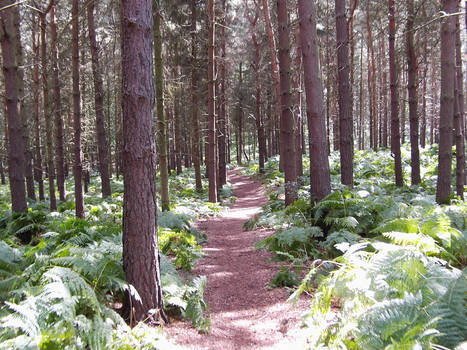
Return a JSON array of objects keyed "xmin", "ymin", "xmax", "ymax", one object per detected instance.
[{"xmin": 165, "ymin": 169, "xmax": 309, "ymax": 349}]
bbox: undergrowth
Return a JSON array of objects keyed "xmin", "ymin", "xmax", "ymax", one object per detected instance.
[{"xmin": 0, "ymin": 166, "xmax": 229, "ymax": 349}]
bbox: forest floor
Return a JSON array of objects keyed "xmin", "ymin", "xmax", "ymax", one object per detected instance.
[{"xmin": 164, "ymin": 169, "xmax": 310, "ymax": 349}]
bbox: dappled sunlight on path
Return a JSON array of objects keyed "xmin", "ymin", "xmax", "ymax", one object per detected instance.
[{"xmin": 164, "ymin": 169, "xmax": 309, "ymax": 349}]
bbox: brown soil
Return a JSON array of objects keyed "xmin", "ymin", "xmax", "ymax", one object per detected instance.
[{"xmin": 164, "ymin": 169, "xmax": 310, "ymax": 349}]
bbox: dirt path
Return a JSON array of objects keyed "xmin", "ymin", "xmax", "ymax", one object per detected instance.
[{"xmin": 165, "ymin": 169, "xmax": 309, "ymax": 349}]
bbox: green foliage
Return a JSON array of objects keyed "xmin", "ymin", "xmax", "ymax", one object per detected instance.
[
  {"xmin": 268, "ymin": 266, "xmax": 299, "ymax": 288},
  {"xmin": 159, "ymin": 228, "xmax": 203, "ymax": 271},
  {"xmin": 291, "ymin": 243, "xmax": 467, "ymax": 349}
]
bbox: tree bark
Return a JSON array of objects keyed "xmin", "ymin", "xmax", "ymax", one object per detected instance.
[
  {"xmin": 40, "ymin": 12, "xmax": 57, "ymax": 211},
  {"xmin": 191, "ymin": 0, "xmax": 202, "ymax": 191},
  {"xmin": 436, "ymin": 0, "xmax": 457, "ymax": 204},
  {"xmin": 0, "ymin": 0, "xmax": 27, "ymax": 212},
  {"xmin": 454, "ymin": 14, "xmax": 465, "ymax": 199},
  {"xmin": 32, "ymin": 13, "xmax": 44, "ymax": 201},
  {"xmin": 218, "ymin": 0, "xmax": 227, "ymax": 186},
  {"xmin": 389, "ymin": 0, "xmax": 404, "ymax": 187},
  {"xmin": 72, "ymin": 0, "xmax": 84, "ymax": 217},
  {"xmin": 277, "ymin": 0, "xmax": 296, "ymax": 206},
  {"xmin": 153, "ymin": 6, "xmax": 170, "ymax": 210},
  {"xmin": 406, "ymin": 0, "xmax": 420, "ymax": 185},
  {"xmin": 121, "ymin": 0, "xmax": 166, "ymax": 324},
  {"xmin": 13, "ymin": 8, "xmax": 34, "ymax": 200},
  {"xmin": 207, "ymin": 0, "xmax": 218, "ymax": 203},
  {"xmin": 335, "ymin": 0, "xmax": 353, "ymax": 187},
  {"xmin": 298, "ymin": 0, "xmax": 331, "ymax": 202},
  {"xmin": 366, "ymin": 0, "xmax": 377, "ymax": 150},
  {"xmin": 87, "ymin": 2, "xmax": 111, "ymax": 198}
]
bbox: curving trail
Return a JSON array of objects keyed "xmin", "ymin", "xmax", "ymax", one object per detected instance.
[{"xmin": 165, "ymin": 169, "xmax": 309, "ymax": 349}]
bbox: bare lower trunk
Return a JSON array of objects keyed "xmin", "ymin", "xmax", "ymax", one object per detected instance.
[
  {"xmin": 87, "ymin": 3, "xmax": 111, "ymax": 198},
  {"xmin": 436, "ymin": 0, "xmax": 457, "ymax": 204},
  {"xmin": 72, "ymin": 0, "xmax": 84, "ymax": 217},
  {"xmin": 298, "ymin": 0, "xmax": 331, "ymax": 202}
]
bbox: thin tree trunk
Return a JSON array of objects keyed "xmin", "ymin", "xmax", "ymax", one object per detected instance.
[
  {"xmin": 32, "ymin": 14, "xmax": 44, "ymax": 200},
  {"xmin": 191, "ymin": 0, "xmax": 202, "ymax": 191},
  {"xmin": 277, "ymin": 0, "xmax": 296, "ymax": 206},
  {"xmin": 0, "ymin": 0, "xmax": 27, "ymax": 212},
  {"xmin": 436, "ymin": 0, "xmax": 457, "ymax": 204},
  {"xmin": 40, "ymin": 12, "xmax": 57, "ymax": 211},
  {"xmin": 294, "ymin": 28, "xmax": 303, "ymax": 178},
  {"xmin": 335, "ymin": 0, "xmax": 353, "ymax": 187},
  {"xmin": 13, "ymin": 8, "xmax": 35, "ymax": 200},
  {"xmin": 207, "ymin": 0, "xmax": 217, "ymax": 203},
  {"xmin": 218, "ymin": 0, "xmax": 227, "ymax": 186},
  {"xmin": 174, "ymin": 68, "xmax": 182, "ymax": 175},
  {"xmin": 454, "ymin": 14, "xmax": 465, "ymax": 199},
  {"xmin": 72, "ymin": 0, "xmax": 84, "ymax": 218},
  {"xmin": 87, "ymin": 2, "xmax": 111, "ymax": 198},
  {"xmin": 406, "ymin": 0, "xmax": 420, "ymax": 185},
  {"xmin": 121, "ymin": 0, "xmax": 165, "ymax": 324},
  {"xmin": 366, "ymin": 0, "xmax": 377, "ymax": 150},
  {"xmin": 298, "ymin": 0, "xmax": 331, "ymax": 202},
  {"xmin": 153, "ymin": 7, "xmax": 170, "ymax": 210},
  {"xmin": 389, "ymin": 0, "xmax": 403, "ymax": 187}
]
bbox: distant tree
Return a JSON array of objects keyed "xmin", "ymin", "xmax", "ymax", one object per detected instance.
[
  {"xmin": 277, "ymin": 0, "xmax": 296, "ymax": 206},
  {"xmin": 72, "ymin": 0, "xmax": 85, "ymax": 217},
  {"xmin": 218, "ymin": 0, "xmax": 227, "ymax": 185},
  {"xmin": 153, "ymin": 2, "xmax": 170, "ymax": 210},
  {"xmin": 121, "ymin": 0, "xmax": 166, "ymax": 323},
  {"xmin": 298, "ymin": 0, "xmax": 331, "ymax": 201},
  {"xmin": 0, "ymin": 0, "xmax": 27, "ymax": 213},
  {"xmin": 389, "ymin": 0, "xmax": 403, "ymax": 187},
  {"xmin": 207, "ymin": 0, "xmax": 218, "ymax": 203},
  {"xmin": 87, "ymin": 2, "xmax": 111, "ymax": 198},
  {"xmin": 406, "ymin": 0, "xmax": 420, "ymax": 185},
  {"xmin": 335, "ymin": 0, "xmax": 353, "ymax": 187}
]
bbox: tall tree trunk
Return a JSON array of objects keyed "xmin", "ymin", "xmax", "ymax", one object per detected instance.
[
  {"xmin": 121, "ymin": 0, "xmax": 165, "ymax": 324},
  {"xmin": 153, "ymin": 6, "xmax": 169, "ymax": 210},
  {"xmin": 298, "ymin": 0, "xmax": 331, "ymax": 202},
  {"xmin": 40, "ymin": 12, "xmax": 57, "ymax": 211},
  {"xmin": 366, "ymin": 0, "xmax": 377, "ymax": 150},
  {"xmin": 454, "ymin": 14, "xmax": 465, "ymax": 199},
  {"xmin": 218, "ymin": 0, "xmax": 227, "ymax": 186},
  {"xmin": 0, "ymin": 0, "xmax": 27, "ymax": 212},
  {"xmin": 13, "ymin": 8, "xmax": 34, "ymax": 200},
  {"xmin": 294, "ymin": 28, "xmax": 303, "ymax": 178},
  {"xmin": 436, "ymin": 0, "xmax": 457, "ymax": 204},
  {"xmin": 191, "ymin": 0, "xmax": 202, "ymax": 191},
  {"xmin": 277, "ymin": 0, "xmax": 296, "ymax": 206},
  {"xmin": 50, "ymin": 5, "xmax": 66, "ymax": 202},
  {"xmin": 237, "ymin": 62, "xmax": 244, "ymax": 165},
  {"xmin": 174, "ymin": 68, "xmax": 182, "ymax": 175},
  {"xmin": 261, "ymin": 0, "xmax": 281, "ymax": 166},
  {"xmin": 420, "ymin": 56, "xmax": 428, "ymax": 148},
  {"xmin": 389, "ymin": 0, "xmax": 404, "ymax": 187},
  {"xmin": 406, "ymin": 0, "xmax": 420, "ymax": 185},
  {"xmin": 207, "ymin": 0, "xmax": 217, "ymax": 202},
  {"xmin": 87, "ymin": 2, "xmax": 111, "ymax": 198},
  {"xmin": 382, "ymin": 37, "xmax": 388, "ymax": 148},
  {"xmin": 32, "ymin": 13, "xmax": 44, "ymax": 201},
  {"xmin": 335, "ymin": 0, "xmax": 353, "ymax": 187},
  {"xmin": 72, "ymin": 0, "xmax": 85, "ymax": 217}
]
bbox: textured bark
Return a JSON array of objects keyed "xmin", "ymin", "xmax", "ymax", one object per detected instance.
[
  {"xmin": 0, "ymin": 0, "xmax": 27, "ymax": 212},
  {"xmin": 207, "ymin": 0, "xmax": 217, "ymax": 203},
  {"xmin": 72, "ymin": 0, "xmax": 84, "ymax": 217},
  {"xmin": 13, "ymin": 8, "xmax": 34, "ymax": 200},
  {"xmin": 218, "ymin": 0, "xmax": 227, "ymax": 186},
  {"xmin": 294, "ymin": 28, "xmax": 303, "ymax": 178},
  {"xmin": 335, "ymin": 0, "xmax": 353, "ymax": 187},
  {"xmin": 40, "ymin": 12, "xmax": 57, "ymax": 211},
  {"xmin": 87, "ymin": 3, "xmax": 111, "ymax": 198},
  {"xmin": 277, "ymin": 0, "xmax": 296, "ymax": 206},
  {"xmin": 406, "ymin": 0, "xmax": 420, "ymax": 185},
  {"xmin": 381, "ymin": 37, "xmax": 388, "ymax": 148},
  {"xmin": 191, "ymin": 0, "xmax": 202, "ymax": 191},
  {"xmin": 32, "ymin": 14, "xmax": 44, "ymax": 201},
  {"xmin": 153, "ymin": 7, "xmax": 170, "ymax": 210},
  {"xmin": 245, "ymin": 0, "xmax": 266, "ymax": 174},
  {"xmin": 50, "ymin": 5, "xmax": 65, "ymax": 202},
  {"xmin": 298, "ymin": 0, "xmax": 331, "ymax": 202},
  {"xmin": 454, "ymin": 15, "xmax": 465, "ymax": 199},
  {"xmin": 389, "ymin": 0, "xmax": 403, "ymax": 187},
  {"xmin": 121, "ymin": 0, "xmax": 165, "ymax": 324},
  {"xmin": 174, "ymin": 70, "xmax": 182, "ymax": 175},
  {"xmin": 236, "ymin": 62, "xmax": 244, "ymax": 165},
  {"xmin": 366, "ymin": 0, "xmax": 377, "ymax": 150},
  {"xmin": 436, "ymin": 0, "xmax": 457, "ymax": 204},
  {"xmin": 420, "ymin": 52, "xmax": 428, "ymax": 149}
]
